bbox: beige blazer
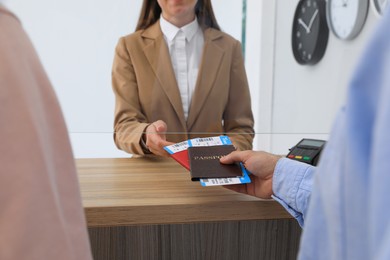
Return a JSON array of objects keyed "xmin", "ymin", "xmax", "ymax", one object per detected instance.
[
  {"xmin": 0, "ymin": 6, "xmax": 92, "ymax": 260},
  {"xmin": 112, "ymin": 21, "xmax": 254, "ymax": 155}
]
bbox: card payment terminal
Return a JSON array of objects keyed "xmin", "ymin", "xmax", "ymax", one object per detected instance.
[{"xmin": 286, "ymin": 139, "xmax": 326, "ymax": 166}]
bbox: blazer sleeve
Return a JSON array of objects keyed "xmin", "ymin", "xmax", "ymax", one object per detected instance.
[
  {"xmin": 112, "ymin": 37, "xmax": 149, "ymax": 155},
  {"xmin": 224, "ymin": 40, "xmax": 254, "ymax": 150}
]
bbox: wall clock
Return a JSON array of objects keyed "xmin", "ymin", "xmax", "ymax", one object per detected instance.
[
  {"xmin": 292, "ymin": 0, "xmax": 329, "ymax": 65},
  {"xmin": 372, "ymin": 0, "xmax": 389, "ymax": 16},
  {"xmin": 327, "ymin": 0, "xmax": 369, "ymax": 40}
]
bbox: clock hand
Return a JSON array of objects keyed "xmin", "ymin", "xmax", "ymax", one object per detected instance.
[
  {"xmin": 308, "ymin": 9, "xmax": 319, "ymax": 31},
  {"xmin": 298, "ymin": 18, "xmax": 310, "ymax": 33}
]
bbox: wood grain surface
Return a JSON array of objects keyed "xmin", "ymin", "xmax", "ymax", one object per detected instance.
[{"xmin": 76, "ymin": 157, "xmax": 292, "ymax": 227}]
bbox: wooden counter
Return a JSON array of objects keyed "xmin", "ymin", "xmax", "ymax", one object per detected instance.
[
  {"xmin": 77, "ymin": 157, "xmax": 301, "ymax": 260},
  {"xmin": 77, "ymin": 157, "xmax": 291, "ymax": 227}
]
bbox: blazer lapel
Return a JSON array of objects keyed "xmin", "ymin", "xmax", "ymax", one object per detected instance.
[
  {"xmin": 187, "ymin": 28, "xmax": 224, "ymax": 129},
  {"xmin": 142, "ymin": 22, "xmax": 186, "ymax": 129}
]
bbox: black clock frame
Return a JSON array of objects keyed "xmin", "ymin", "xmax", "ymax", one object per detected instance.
[{"xmin": 292, "ymin": 0, "xmax": 329, "ymax": 65}]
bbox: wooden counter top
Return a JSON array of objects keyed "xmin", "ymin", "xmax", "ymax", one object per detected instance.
[{"xmin": 76, "ymin": 157, "xmax": 291, "ymax": 227}]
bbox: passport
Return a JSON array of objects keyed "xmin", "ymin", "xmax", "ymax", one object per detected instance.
[
  {"xmin": 170, "ymin": 149, "xmax": 190, "ymax": 170},
  {"xmin": 188, "ymin": 145, "xmax": 243, "ymax": 181},
  {"xmin": 164, "ymin": 140, "xmax": 190, "ymax": 170}
]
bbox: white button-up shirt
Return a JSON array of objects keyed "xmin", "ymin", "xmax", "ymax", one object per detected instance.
[{"xmin": 160, "ymin": 16, "xmax": 204, "ymax": 120}]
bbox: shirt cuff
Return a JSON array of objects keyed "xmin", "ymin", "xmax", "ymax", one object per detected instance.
[{"xmin": 272, "ymin": 158, "xmax": 316, "ymax": 227}]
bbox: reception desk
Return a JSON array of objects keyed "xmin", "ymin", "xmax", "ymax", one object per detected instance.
[{"xmin": 77, "ymin": 157, "xmax": 301, "ymax": 260}]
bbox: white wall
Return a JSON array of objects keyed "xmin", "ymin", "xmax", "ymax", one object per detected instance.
[
  {"xmin": 245, "ymin": 0, "xmax": 275, "ymax": 151},
  {"xmin": 246, "ymin": 0, "xmax": 381, "ymax": 154},
  {"xmin": 5, "ymin": 0, "xmax": 243, "ymax": 158},
  {"xmin": 5, "ymin": 0, "xmax": 381, "ymax": 157},
  {"xmin": 271, "ymin": 0, "xmax": 379, "ymax": 154}
]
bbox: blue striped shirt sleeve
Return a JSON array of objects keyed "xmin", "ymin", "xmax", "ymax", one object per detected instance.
[{"xmin": 271, "ymin": 158, "xmax": 316, "ymax": 227}]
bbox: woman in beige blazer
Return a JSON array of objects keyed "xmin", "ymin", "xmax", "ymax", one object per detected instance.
[{"xmin": 112, "ymin": 0, "xmax": 254, "ymax": 156}]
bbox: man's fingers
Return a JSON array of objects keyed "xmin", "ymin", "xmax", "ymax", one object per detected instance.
[{"xmin": 220, "ymin": 151, "xmax": 245, "ymax": 164}]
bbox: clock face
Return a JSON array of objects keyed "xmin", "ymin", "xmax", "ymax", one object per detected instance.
[
  {"xmin": 372, "ymin": 0, "xmax": 389, "ymax": 16},
  {"xmin": 292, "ymin": 0, "xmax": 329, "ymax": 65},
  {"xmin": 327, "ymin": 0, "xmax": 369, "ymax": 40}
]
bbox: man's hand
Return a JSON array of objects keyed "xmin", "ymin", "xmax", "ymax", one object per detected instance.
[
  {"xmin": 144, "ymin": 120, "xmax": 174, "ymax": 157},
  {"xmin": 220, "ymin": 150, "xmax": 282, "ymax": 199}
]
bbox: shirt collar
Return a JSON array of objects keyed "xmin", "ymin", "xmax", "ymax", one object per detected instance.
[{"xmin": 160, "ymin": 15, "xmax": 199, "ymax": 42}]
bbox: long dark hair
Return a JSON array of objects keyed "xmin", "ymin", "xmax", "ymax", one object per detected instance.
[{"xmin": 135, "ymin": 0, "xmax": 220, "ymax": 31}]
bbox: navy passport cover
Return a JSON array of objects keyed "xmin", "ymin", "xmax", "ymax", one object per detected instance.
[{"xmin": 188, "ymin": 145, "xmax": 243, "ymax": 181}]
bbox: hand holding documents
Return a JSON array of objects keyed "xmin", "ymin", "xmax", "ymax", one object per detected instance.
[
  {"xmin": 164, "ymin": 136, "xmax": 251, "ymax": 186},
  {"xmin": 188, "ymin": 145, "xmax": 243, "ymax": 181}
]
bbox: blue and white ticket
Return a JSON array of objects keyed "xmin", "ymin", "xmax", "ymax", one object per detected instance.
[
  {"xmin": 200, "ymin": 161, "xmax": 251, "ymax": 187},
  {"xmin": 164, "ymin": 140, "xmax": 189, "ymax": 154},
  {"xmin": 189, "ymin": 135, "xmax": 232, "ymax": 147},
  {"xmin": 190, "ymin": 136, "xmax": 251, "ymax": 186},
  {"xmin": 164, "ymin": 135, "xmax": 232, "ymax": 155}
]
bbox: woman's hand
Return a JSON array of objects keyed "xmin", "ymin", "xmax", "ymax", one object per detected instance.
[{"xmin": 144, "ymin": 120, "xmax": 174, "ymax": 157}]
